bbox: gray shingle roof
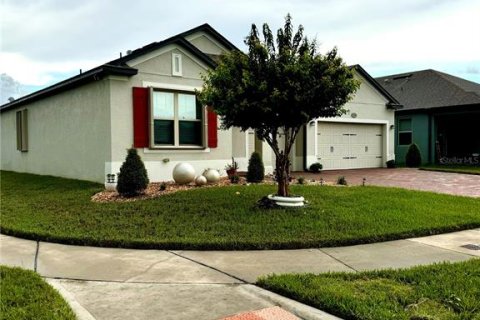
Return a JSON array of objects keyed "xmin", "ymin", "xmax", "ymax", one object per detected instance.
[{"xmin": 375, "ymin": 69, "xmax": 480, "ymax": 111}]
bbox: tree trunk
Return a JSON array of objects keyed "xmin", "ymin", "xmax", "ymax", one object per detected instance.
[{"xmin": 275, "ymin": 153, "xmax": 290, "ymax": 197}]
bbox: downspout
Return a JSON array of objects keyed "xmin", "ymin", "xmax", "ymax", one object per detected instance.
[
  {"xmin": 303, "ymin": 124, "xmax": 307, "ymax": 171},
  {"xmin": 428, "ymin": 114, "xmax": 435, "ymax": 163}
]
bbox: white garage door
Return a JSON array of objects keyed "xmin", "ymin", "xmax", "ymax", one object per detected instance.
[{"xmin": 317, "ymin": 122, "xmax": 383, "ymax": 169}]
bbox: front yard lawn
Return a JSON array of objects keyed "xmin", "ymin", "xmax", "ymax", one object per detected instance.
[
  {"xmin": 0, "ymin": 266, "xmax": 76, "ymax": 320},
  {"xmin": 257, "ymin": 259, "xmax": 480, "ymax": 320},
  {"xmin": 1, "ymin": 171, "xmax": 479, "ymax": 250},
  {"xmin": 420, "ymin": 165, "xmax": 480, "ymax": 175}
]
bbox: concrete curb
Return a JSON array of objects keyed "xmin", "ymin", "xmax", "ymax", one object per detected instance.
[
  {"xmin": 243, "ymin": 284, "xmax": 342, "ymax": 320},
  {"xmin": 46, "ymin": 278, "xmax": 96, "ymax": 320}
]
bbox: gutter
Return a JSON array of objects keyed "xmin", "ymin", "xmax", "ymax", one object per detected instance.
[
  {"xmin": 387, "ymin": 102, "xmax": 403, "ymax": 110},
  {"xmin": 0, "ymin": 65, "xmax": 138, "ymax": 112}
]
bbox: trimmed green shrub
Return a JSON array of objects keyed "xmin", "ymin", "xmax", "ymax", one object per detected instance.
[
  {"xmin": 229, "ymin": 174, "xmax": 240, "ymax": 184},
  {"xmin": 309, "ymin": 162, "xmax": 323, "ymax": 173},
  {"xmin": 386, "ymin": 159, "xmax": 396, "ymax": 168},
  {"xmin": 117, "ymin": 148, "xmax": 149, "ymax": 197},
  {"xmin": 297, "ymin": 176, "xmax": 305, "ymax": 185},
  {"xmin": 406, "ymin": 143, "xmax": 422, "ymax": 167},
  {"xmin": 247, "ymin": 152, "xmax": 265, "ymax": 183},
  {"xmin": 337, "ymin": 176, "xmax": 347, "ymax": 185}
]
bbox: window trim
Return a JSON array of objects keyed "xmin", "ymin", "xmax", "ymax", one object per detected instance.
[
  {"xmin": 16, "ymin": 109, "xmax": 28, "ymax": 152},
  {"xmin": 149, "ymin": 88, "xmax": 206, "ymax": 150},
  {"xmin": 398, "ymin": 118, "xmax": 412, "ymax": 146},
  {"xmin": 172, "ymin": 53, "xmax": 182, "ymax": 76}
]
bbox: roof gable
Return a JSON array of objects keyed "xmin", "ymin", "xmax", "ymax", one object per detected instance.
[
  {"xmin": 177, "ymin": 23, "xmax": 238, "ymax": 51},
  {"xmin": 108, "ymin": 23, "xmax": 237, "ymax": 68},
  {"xmin": 350, "ymin": 65, "xmax": 402, "ymax": 109},
  {"xmin": 134, "ymin": 46, "xmax": 211, "ymax": 80},
  {"xmin": 108, "ymin": 37, "xmax": 217, "ymax": 69},
  {"xmin": 185, "ymin": 33, "xmax": 228, "ymax": 56}
]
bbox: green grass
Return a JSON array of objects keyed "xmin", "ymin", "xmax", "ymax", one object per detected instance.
[
  {"xmin": 1, "ymin": 170, "xmax": 479, "ymax": 250},
  {"xmin": 0, "ymin": 266, "xmax": 76, "ymax": 320},
  {"xmin": 257, "ymin": 259, "xmax": 480, "ymax": 320},
  {"xmin": 420, "ymin": 165, "xmax": 480, "ymax": 175}
]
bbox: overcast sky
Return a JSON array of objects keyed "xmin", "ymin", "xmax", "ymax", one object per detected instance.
[{"xmin": 1, "ymin": 0, "xmax": 479, "ymax": 102}]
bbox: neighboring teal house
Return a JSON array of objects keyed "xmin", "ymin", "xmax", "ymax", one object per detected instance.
[{"xmin": 376, "ymin": 70, "xmax": 480, "ymax": 165}]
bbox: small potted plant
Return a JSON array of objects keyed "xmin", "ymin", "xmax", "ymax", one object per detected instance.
[{"xmin": 225, "ymin": 157, "xmax": 239, "ymax": 178}]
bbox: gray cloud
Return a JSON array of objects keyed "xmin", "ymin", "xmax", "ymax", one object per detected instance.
[
  {"xmin": 1, "ymin": 0, "xmax": 479, "ymax": 89},
  {"xmin": 2, "ymin": 0, "xmax": 469, "ymax": 62},
  {"xmin": 0, "ymin": 73, "xmax": 28, "ymax": 104},
  {"xmin": 466, "ymin": 66, "xmax": 480, "ymax": 74}
]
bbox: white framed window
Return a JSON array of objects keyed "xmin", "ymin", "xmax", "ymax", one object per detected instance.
[
  {"xmin": 151, "ymin": 89, "xmax": 204, "ymax": 148},
  {"xmin": 172, "ymin": 53, "xmax": 182, "ymax": 76}
]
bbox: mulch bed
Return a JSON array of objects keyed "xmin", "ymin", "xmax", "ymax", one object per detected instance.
[
  {"xmin": 91, "ymin": 175, "xmax": 333, "ymax": 203},
  {"xmin": 92, "ymin": 177, "xmax": 240, "ymax": 203}
]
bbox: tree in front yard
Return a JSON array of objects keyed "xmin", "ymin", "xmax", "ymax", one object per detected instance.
[
  {"xmin": 199, "ymin": 14, "xmax": 359, "ymax": 197},
  {"xmin": 117, "ymin": 148, "xmax": 149, "ymax": 197},
  {"xmin": 406, "ymin": 143, "xmax": 422, "ymax": 167}
]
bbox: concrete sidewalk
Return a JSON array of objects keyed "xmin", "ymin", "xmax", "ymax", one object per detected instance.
[{"xmin": 1, "ymin": 229, "xmax": 479, "ymax": 320}]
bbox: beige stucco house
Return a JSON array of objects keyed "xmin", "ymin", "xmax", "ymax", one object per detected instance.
[{"xmin": 0, "ymin": 24, "xmax": 400, "ymax": 183}]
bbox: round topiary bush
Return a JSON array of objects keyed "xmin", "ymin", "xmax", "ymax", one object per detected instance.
[
  {"xmin": 309, "ymin": 162, "xmax": 323, "ymax": 173},
  {"xmin": 117, "ymin": 148, "xmax": 149, "ymax": 197},
  {"xmin": 386, "ymin": 159, "xmax": 396, "ymax": 168},
  {"xmin": 405, "ymin": 143, "xmax": 422, "ymax": 167},
  {"xmin": 247, "ymin": 152, "xmax": 265, "ymax": 183}
]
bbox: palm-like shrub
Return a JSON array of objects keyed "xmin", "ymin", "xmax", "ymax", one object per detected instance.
[{"xmin": 117, "ymin": 148, "xmax": 149, "ymax": 197}]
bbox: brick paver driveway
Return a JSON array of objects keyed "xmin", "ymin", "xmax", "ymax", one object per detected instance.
[{"xmin": 292, "ymin": 168, "xmax": 480, "ymax": 197}]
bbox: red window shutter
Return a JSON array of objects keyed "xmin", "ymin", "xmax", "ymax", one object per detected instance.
[
  {"xmin": 207, "ymin": 107, "xmax": 218, "ymax": 148},
  {"xmin": 132, "ymin": 87, "xmax": 149, "ymax": 148}
]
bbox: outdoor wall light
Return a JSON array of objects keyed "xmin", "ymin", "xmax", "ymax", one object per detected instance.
[{"xmin": 390, "ymin": 124, "xmax": 395, "ymax": 130}]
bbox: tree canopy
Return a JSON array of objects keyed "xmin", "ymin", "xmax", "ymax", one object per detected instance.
[{"xmin": 199, "ymin": 14, "xmax": 360, "ymax": 197}]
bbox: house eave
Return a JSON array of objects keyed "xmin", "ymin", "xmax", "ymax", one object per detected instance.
[
  {"xmin": 387, "ymin": 102, "xmax": 404, "ymax": 110},
  {"xmin": 0, "ymin": 65, "xmax": 138, "ymax": 112}
]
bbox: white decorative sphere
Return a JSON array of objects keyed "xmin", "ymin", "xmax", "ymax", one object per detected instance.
[
  {"xmin": 173, "ymin": 163, "xmax": 195, "ymax": 185},
  {"xmin": 195, "ymin": 175, "xmax": 207, "ymax": 186},
  {"xmin": 203, "ymin": 168, "xmax": 220, "ymax": 183}
]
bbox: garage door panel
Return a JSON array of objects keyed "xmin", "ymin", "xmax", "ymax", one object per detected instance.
[
  {"xmin": 317, "ymin": 122, "xmax": 383, "ymax": 170},
  {"xmin": 350, "ymin": 144, "xmax": 365, "ymax": 155}
]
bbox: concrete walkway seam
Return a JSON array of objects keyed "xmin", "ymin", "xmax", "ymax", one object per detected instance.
[
  {"xmin": 406, "ymin": 238, "xmax": 479, "ymax": 257},
  {"xmin": 167, "ymin": 250, "xmax": 249, "ymax": 284},
  {"xmin": 243, "ymin": 284, "xmax": 342, "ymax": 320},
  {"xmin": 46, "ymin": 279, "xmax": 96, "ymax": 320},
  {"xmin": 317, "ymin": 248, "xmax": 358, "ymax": 272},
  {"xmin": 34, "ymin": 241, "xmax": 39, "ymax": 272}
]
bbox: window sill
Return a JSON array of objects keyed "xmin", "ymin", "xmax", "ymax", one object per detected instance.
[{"xmin": 143, "ymin": 147, "xmax": 211, "ymax": 154}]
